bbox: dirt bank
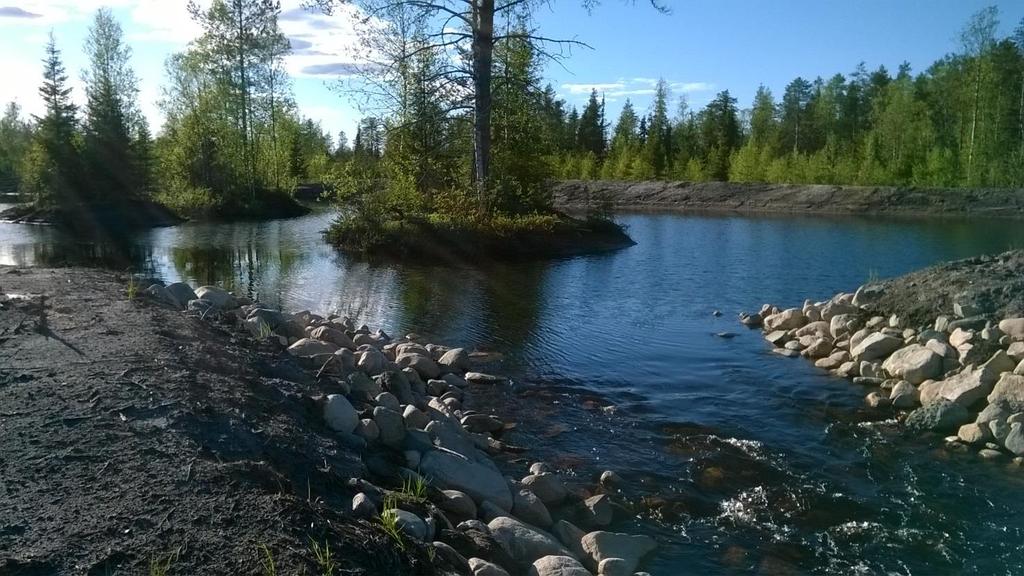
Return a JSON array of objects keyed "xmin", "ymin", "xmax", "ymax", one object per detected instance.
[
  {"xmin": 860, "ymin": 250, "xmax": 1024, "ymax": 327},
  {"xmin": 0, "ymin": 267, "xmax": 442, "ymax": 575},
  {"xmin": 553, "ymin": 180, "xmax": 1024, "ymax": 218}
]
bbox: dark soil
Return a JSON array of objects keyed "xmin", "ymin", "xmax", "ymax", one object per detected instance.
[
  {"xmin": 1, "ymin": 201, "xmax": 182, "ymax": 233},
  {"xmin": 553, "ymin": 180, "xmax": 1024, "ymax": 218},
  {"xmin": 0, "ymin": 267, "xmax": 447, "ymax": 575},
  {"xmin": 860, "ymin": 249, "xmax": 1024, "ymax": 327}
]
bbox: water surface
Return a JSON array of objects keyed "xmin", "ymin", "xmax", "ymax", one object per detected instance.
[{"xmin": 3, "ymin": 206, "xmax": 1024, "ymax": 574}]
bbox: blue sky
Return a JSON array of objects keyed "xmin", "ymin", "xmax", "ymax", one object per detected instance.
[{"xmin": 1, "ymin": 0, "xmax": 1023, "ymax": 141}]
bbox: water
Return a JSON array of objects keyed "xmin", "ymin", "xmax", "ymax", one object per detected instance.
[{"xmin": 4, "ymin": 205, "xmax": 1024, "ymax": 574}]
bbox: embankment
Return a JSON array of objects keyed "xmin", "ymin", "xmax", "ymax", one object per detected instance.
[{"xmin": 553, "ymin": 180, "xmax": 1024, "ymax": 218}]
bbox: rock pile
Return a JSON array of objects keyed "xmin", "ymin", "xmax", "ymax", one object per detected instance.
[
  {"xmin": 743, "ymin": 285, "xmax": 1024, "ymax": 464},
  {"xmin": 141, "ymin": 279, "xmax": 656, "ymax": 575}
]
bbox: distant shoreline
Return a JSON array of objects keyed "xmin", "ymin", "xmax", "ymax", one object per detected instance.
[{"xmin": 553, "ymin": 180, "xmax": 1024, "ymax": 219}]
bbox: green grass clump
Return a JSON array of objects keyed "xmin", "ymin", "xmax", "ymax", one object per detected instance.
[
  {"xmin": 378, "ymin": 494, "xmax": 406, "ymax": 552},
  {"xmin": 258, "ymin": 543, "xmax": 277, "ymax": 576},
  {"xmin": 310, "ymin": 539, "xmax": 337, "ymax": 576}
]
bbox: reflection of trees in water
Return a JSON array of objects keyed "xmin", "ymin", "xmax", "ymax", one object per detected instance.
[
  {"xmin": 168, "ymin": 241, "xmax": 306, "ymax": 302},
  {"xmin": 0, "ymin": 233, "xmax": 159, "ymax": 274}
]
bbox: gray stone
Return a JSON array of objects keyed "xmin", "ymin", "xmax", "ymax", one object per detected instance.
[
  {"xmin": 357, "ymin": 349, "xmax": 386, "ymax": 375},
  {"xmin": 287, "ymin": 338, "xmax": 339, "ymax": 357},
  {"xmin": 852, "ymin": 333, "xmax": 904, "ymax": 362},
  {"xmin": 512, "ymin": 487, "xmax": 553, "ymax": 528},
  {"xmin": 403, "ymin": 405, "xmax": 431, "ymax": 430},
  {"xmin": 356, "ymin": 418, "xmax": 379, "ymax": 441},
  {"xmin": 580, "ymin": 494, "xmax": 613, "ymax": 528},
  {"xmin": 598, "ymin": 557, "xmax": 632, "ymax": 576},
  {"xmin": 488, "ymin": 516, "xmax": 572, "ymax": 565},
  {"xmin": 949, "ymin": 315, "xmax": 987, "ymax": 333},
  {"xmin": 439, "ymin": 489, "xmax": 477, "ymax": 518},
  {"xmin": 422, "ymin": 450, "xmax": 513, "ymax": 511},
  {"xmin": 763, "ymin": 308, "xmax": 806, "ymax": 332},
  {"xmin": 352, "ymin": 492, "xmax": 377, "ymax": 518},
  {"xmin": 397, "ymin": 352, "xmax": 441, "ymax": 379},
  {"xmin": 164, "ymin": 282, "xmax": 197, "ymax": 308},
  {"xmin": 349, "ymin": 372, "xmax": 383, "ymax": 398},
  {"xmin": 195, "ymin": 285, "xmax": 236, "ymax": 308},
  {"xmin": 323, "ymin": 394, "xmax": 358, "ymax": 434},
  {"xmin": 986, "ymin": 373, "xmax": 1024, "ymax": 412},
  {"xmin": 438, "ymin": 347, "xmax": 471, "ymax": 372},
  {"xmin": 374, "ymin": 392, "xmax": 401, "ymax": 411},
  {"xmin": 765, "ymin": 330, "xmax": 789, "ymax": 347},
  {"xmin": 469, "ymin": 558, "xmax": 511, "ymax": 576},
  {"xmin": 957, "ymin": 422, "xmax": 992, "ymax": 444},
  {"xmin": 882, "ymin": 344, "xmax": 942, "ymax": 384},
  {"xmin": 463, "ymin": 413, "xmax": 504, "ymax": 434},
  {"xmin": 392, "ymin": 509, "xmax": 427, "ymax": 541},
  {"xmin": 527, "ymin": 556, "xmax": 590, "ymax": 576},
  {"xmin": 309, "ymin": 325, "xmax": 356, "ymax": 350},
  {"xmin": 977, "ymin": 401, "xmax": 1011, "ymax": 424},
  {"xmin": 865, "ymin": 391, "xmax": 889, "ymax": 409},
  {"xmin": 889, "ymin": 381, "xmax": 919, "ymax": 409},
  {"xmin": 465, "ymin": 372, "xmax": 511, "ymax": 385},
  {"xmin": 979, "ymin": 448, "xmax": 1003, "ymax": 459},
  {"xmin": 579, "ymin": 531, "xmax": 657, "ymax": 574},
  {"xmin": 522, "ymin": 473, "xmax": 568, "ymax": 506},
  {"xmin": 999, "ymin": 318, "xmax": 1024, "ymax": 341},
  {"xmin": 904, "ymin": 399, "xmax": 971, "ymax": 433},
  {"xmin": 373, "ymin": 406, "xmax": 406, "ymax": 448},
  {"xmin": 1005, "ymin": 423, "xmax": 1024, "ymax": 455}
]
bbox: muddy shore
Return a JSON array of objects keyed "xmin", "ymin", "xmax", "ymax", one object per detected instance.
[
  {"xmin": 0, "ymin": 267, "xmax": 654, "ymax": 576},
  {"xmin": 553, "ymin": 180, "xmax": 1024, "ymax": 218}
]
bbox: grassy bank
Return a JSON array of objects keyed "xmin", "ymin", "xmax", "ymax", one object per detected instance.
[
  {"xmin": 154, "ymin": 186, "xmax": 311, "ymax": 221},
  {"xmin": 0, "ymin": 199, "xmax": 182, "ymax": 232},
  {"xmin": 325, "ymin": 210, "xmax": 635, "ymax": 262}
]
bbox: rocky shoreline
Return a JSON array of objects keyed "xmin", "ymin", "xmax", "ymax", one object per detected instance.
[
  {"xmin": 553, "ymin": 180, "xmax": 1024, "ymax": 218},
  {"xmin": 740, "ymin": 249, "xmax": 1024, "ymax": 463},
  {"xmin": 0, "ymin": 267, "xmax": 657, "ymax": 575}
]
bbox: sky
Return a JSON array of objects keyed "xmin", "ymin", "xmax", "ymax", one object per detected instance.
[{"xmin": 1, "ymin": 0, "xmax": 1023, "ymax": 142}]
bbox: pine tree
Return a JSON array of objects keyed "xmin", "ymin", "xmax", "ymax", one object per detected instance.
[
  {"xmin": 26, "ymin": 32, "xmax": 80, "ymax": 206},
  {"xmin": 82, "ymin": 8, "xmax": 139, "ymax": 203}
]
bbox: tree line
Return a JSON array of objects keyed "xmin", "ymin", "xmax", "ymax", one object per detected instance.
[
  {"xmin": 0, "ymin": 1, "xmax": 337, "ymax": 218},
  {"xmin": 551, "ymin": 6, "xmax": 1024, "ymax": 188}
]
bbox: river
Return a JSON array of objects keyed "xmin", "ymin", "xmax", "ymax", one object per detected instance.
[{"xmin": 3, "ymin": 205, "xmax": 1024, "ymax": 574}]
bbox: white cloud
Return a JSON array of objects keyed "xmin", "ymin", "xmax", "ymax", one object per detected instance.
[
  {"xmin": 672, "ymin": 81, "xmax": 715, "ymax": 93},
  {"xmin": 561, "ymin": 82, "xmax": 625, "ymax": 94}
]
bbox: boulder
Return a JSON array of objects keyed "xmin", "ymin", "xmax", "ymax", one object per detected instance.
[
  {"xmin": 829, "ymin": 314, "xmax": 859, "ymax": 339},
  {"xmin": 851, "ymin": 333, "xmax": 903, "ymax": 362},
  {"xmin": 763, "ymin": 308, "xmax": 806, "ymax": 332},
  {"xmin": 392, "ymin": 509, "xmax": 427, "ymax": 541},
  {"xmin": 195, "ymin": 285, "xmax": 236, "ymax": 309},
  {"xmin": 487, "ymin": 517, "xmax": 572, "ymax": 566},
  {"xmin": 465, "ymin": 372, "xmax": 511, "ymax": 385},
  {"xmin": 469, "ymin": 558, "xmax": 511, "ymax": 576},
  {"xmin": 373, "ymin": 406, "xmax": 406, "ymax": 448},
  {"xmin": 357, "ymin": 349, "xmax": 386, "ymax": 375},
  {"xmin": 765, "ymin": 330, "xmax": 790, "ymax": 347},
  {"xmin": 404, "ymin": 405, "xmax": 431, "ymax": 430},
  {"xmin": 796, "ymin": 321, "xmax": 831, "ymax": 338},
  {"xmin": 578, "ymin": 494, "xmax": 613, "ymax": 528},
  {"xmin": 375, "ymin": 392, "xmax": 401, "ymax": 411},
  {"xmin": 164, "ymin": 282, "xmax": 197, "ymax": 308},
  {"xmin": 987, "ymin": 373, "xmax": 1024, "ymax": 412},
  {"xmin": 439, "ymin": 347, "xmax": 471, "ymax": 372},
  {"xmin": 521, "ymin": 473, "xmax": 568, "ymax": 506},
  {"xmin": 356, "ymin": 418, "xmax": 380, "ymax": 441},
  {"xmin": 937, "ymin": 365, "xmax": 998, "ymax": 408},
  {"xmin": 423, "ymin": 450, "xmax": 513, "ymax": 511},
  {"xmin": 925, "ymin": 339, "xmax": 957, "ymax": 359},
  {"xmin": 397, "ymin": 352, "xmax": 441, "ymax": 379},
  {"xmin": 463, "ymin": 414, "xmax": 504, "ymax": 434},
  {"xmin": 1007, "ymin": 342, "xmax": 1024, "ymax": 362},
  {"xmin": 309, "ymin": 325, "xmax": 356, "ymax": 350},
  {"xmin": 999, "ymin": 318, "xmax": 1024, "ymax": 341},
  {"xmin": 352, "ymin": 492, "xmax": 377, "ymax": 519},
  {"xmin": 1004, "ymin": 423, "xmax": 1024, "ymax": 455},
  {"xmin": 598, "ymin": 558, "xmax": 632, "ymax": 576},
  {"xmin": 904, "ymin": 398, "xmax": 971, "ymax": 433},
  {"xmin": 323, "ymin": 394, "xmax": 358, "ymax": 434},
  {"xmin": 977, "ymin": 400, "xmax": 1011, "ymax": 424},
  {"xmin": 949, "ymin": 316, "xmax": 987, "ymax": 333},
  {"xmin": 821, "ymin": 300, "xmax": 859, "ymax": 322},
  {"xmin": 882, "ymin": 344, "xmax": 942, "ymax": 384},
  {"xmin": 865, "ymin": 391, "xmax": 889, "ymax": 409},
  {"xmin": 579, "ymin": 531, "xmax": 657, "ymax": 574},
  {"xmin": 512, "ymin": 487, "xmax": 553, "ymax": 528},
  {"xmin": 143, "ymin": 284, "xmax": 182, "ymax": 309},
  {"xmin": 957, "ymin": 422, "xmax": 992, "ymax": 444},
  {"xmin": 852, "ymin": 284, "xmax": 885, "ymax": 307},
  {"xmin": 802, "ymin": 337, "xmax": 833, "ymax": 359},
  {"xmin": 889, "ymin": 381, "xmax": 919, "ymax": 408},
  {"xmin": 288, "ymin": 338, "xmax": 340, "ymax": 357},
  {"xmin": 440, "ymin": 490, "xmax": 478, "ymax": 519},
  {"xmin": 527, "ymin": 556, "xmax": 590, "ymax": 576}
]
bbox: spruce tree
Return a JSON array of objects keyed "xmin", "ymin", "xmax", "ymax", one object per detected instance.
[{"xmin": 28, "ymin": 32, "xmax": 80, "ymax": 206}]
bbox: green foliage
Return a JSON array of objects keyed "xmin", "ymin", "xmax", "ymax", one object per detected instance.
[
  {"xmin": 258, "ymin": 543, "xmax": 277, "ymax": 576},
  {"xmin": 378, "ymin": 495, "xmax": 406, "ymax": 552},
  {"xmin": 400, "ymin": 475, "xmax": 429, "ymax": 501}
]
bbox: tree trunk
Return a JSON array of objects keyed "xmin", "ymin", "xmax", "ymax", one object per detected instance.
[
  {"xmin": 471, "ymin": 0, "xmax": 494, "ymax": 212},
  {"xmin": 236, "ymin": 0, "xmax": 254, "ymax": 202},
  {"xmin": 967, "ymin": 57, "xmax": 982, "ymax": 184}
]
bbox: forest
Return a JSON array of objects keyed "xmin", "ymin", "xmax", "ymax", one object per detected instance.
[{"xmin": 0, "ymin": 3, "xmax": 1021, "ymax": 239}]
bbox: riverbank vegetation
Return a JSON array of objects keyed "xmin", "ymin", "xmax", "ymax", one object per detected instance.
[
  {"xmin": 554, "ymin": 6, "xmax": 1024, "ymax": 189},
  {"xmin": 0, "ymin": 4, "xmax": 331, "ymax": 225}
]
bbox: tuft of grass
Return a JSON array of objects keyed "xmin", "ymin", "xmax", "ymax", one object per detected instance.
[
  {"xmin": 866, "ymin": 268, "xmax": 880, "ymax": 284},
  {"xmin": 378, "ymin": 494, "xmax": 406, "ymax": 552},
  {"xmin": 400, "ymin": 475, "xmax": 429, "ymax": 501},
  {"xmin": 310, "ymin": 539, "xmax": 337, "ymax": 576},
  {"xmin": 258, "ymin": 543, "xmax": 277, "ymax": 576},
  {"xmin": 148, "ymin": 549, "xmax": 179, "ymax": 576},
  {"xmin": 256, "ymin": 319, "xmax": 273, "ymax": 340},
  {"xmin": 126, "ymin": 274, "xmax": 139, "ymax": 301}
]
